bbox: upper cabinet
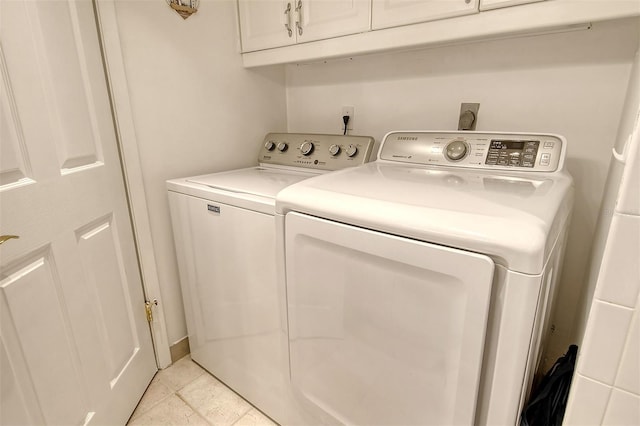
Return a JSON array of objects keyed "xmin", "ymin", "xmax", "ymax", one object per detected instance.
[
  {"xmin": 372, "ymin": 0, "xmax": 479, "ymax": 30},
  {"xmin": 238, "ymin": 0, "xmax": 295, "ymax": 52},
  {"xmin": 239, "ymin": 0, "xmax": 640, "ymax": 67},
  {"xmin": 239, "ymin": 0, "xmax": 371, "ymax": 53},
  {"xmin": 479, "ymin": 0, "xmax": 545, "ymax": 11},
  {"xmin": 302, "ymin": 0, "xmax": 371, "ymax": 43}
]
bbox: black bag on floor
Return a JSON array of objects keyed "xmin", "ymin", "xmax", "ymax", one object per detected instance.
[{"xmin": 520, "ymin": 344, "xmax": 578, "ymax": 426}]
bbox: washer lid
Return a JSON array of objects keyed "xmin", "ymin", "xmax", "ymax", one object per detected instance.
[
  {"xmin": 186, "ymin": 166, "xmax": 317, "ymax": 199},
  {"xmin": 276, "ymin": 162, "xmax": 574, "ymax": 274},
  {"xmin": 167, "ymin": 166, "xmax": 319, "ymax": 215}
]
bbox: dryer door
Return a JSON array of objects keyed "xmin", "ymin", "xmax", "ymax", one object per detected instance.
[{"xmin": 285, "ymin": 212, "xmax": 495, "ymax": 425}]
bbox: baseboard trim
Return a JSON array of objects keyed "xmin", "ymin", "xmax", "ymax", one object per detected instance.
[{"xmin": 169, "ymin": 337, "xmax": 190, "ymax": 364}]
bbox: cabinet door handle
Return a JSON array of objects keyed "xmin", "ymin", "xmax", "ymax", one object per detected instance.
[
  {"xmin": 284, "ymin": 2, "xmax": 293, "ymax": 37},
  {"xmin": 0, "ymin": 235, "xmax": 19, "ymax": 245},
  {"xmin": 294, "ymin": 0, "xmax": 303, "ymax": 36}
]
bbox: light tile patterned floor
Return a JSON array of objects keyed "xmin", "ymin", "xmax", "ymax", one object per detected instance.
[{"xmin": 128, "ymin": 355, "xmax": 278, "ymax": 426}]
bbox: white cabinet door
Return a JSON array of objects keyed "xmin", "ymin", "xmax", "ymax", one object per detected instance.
[
  {"xmin": 238, "ymin": 0, "xmax": 296, "ymax": 52},
  {"xmin": 239, "ymin": 0, "xmax": 371, "ymax": 52},
  {"xmin": 297, "ymin": 0, "xmax": 371, "ymax": 43},
  {"xmin": 480, "ymin": 0, "xmax": 545, "ymax": 11},
  {"xmin": 372, "ymin": 0, "xmax": 479, "ymax": 30},
  {"xmin": 0, "ymin": 0, "xmax": 156, "ymax": 424},
  {"xmin": 284, "ymin": 212, "xmax": 494, "ymax": 425}
]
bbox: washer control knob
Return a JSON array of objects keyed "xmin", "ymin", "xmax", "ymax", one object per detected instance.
[
  {"xmin": 345, "ymin": 144, "xmax": 358, "ymax": 157},
  {"xmin": 277, "ymin": 142, "xmax": 288, "ymax": 152},
  {"xmin": 300, "ymin": 141, "xmax": 314, "ymax": 156},
  {"xmin": 264, "ymin": 140, "xmax": 276, "ymax": 151},
  {"xmin": 445, "ymin": 140, "xmax": 468, "ymax": 161},
  {"xmin": 329, "ymin": 144, "xmax": 341, "ymax": 156}
]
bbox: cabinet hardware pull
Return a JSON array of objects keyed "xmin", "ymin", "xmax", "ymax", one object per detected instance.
[
  {"xmin": 0, "ymin": 235, "xmax": 19, "ymax": 245},
  {"xmin": 284, "ymin": 2, "xmax": 293, "ymax": 37},
  {"xmin": 295, "ymin": 0, "xmax": 303, "ymax": 36}
]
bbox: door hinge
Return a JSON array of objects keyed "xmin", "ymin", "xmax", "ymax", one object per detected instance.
[{"xmin": 145, "ymin": 299, "xmax": 158, "ymax": 323}]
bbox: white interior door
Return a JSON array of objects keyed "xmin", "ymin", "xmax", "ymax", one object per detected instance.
[
  {"xmin": 0, "ymin": 0, "xmax": 156, "ymax": 424},
  {"xmin": 285, "ymin": 212, "xmax": 494, "ymax": 425}
]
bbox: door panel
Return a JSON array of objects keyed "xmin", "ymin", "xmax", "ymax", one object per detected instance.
[
  {"xmin": 35, "ymin": 0, "xmax": 104, "ymax": 173},
  {"xmin": 238, "ymin": 0, "xmax": 296, "ymax": 52},
  {"xmin": 285, "ymin": 212, "xmax": 494, "ymax": 425},
  {"xmin": 76, "ymin": 216, "xmax": 138, "ymax": 382},
  {"xmin": 0, "ymin": 67, "xmax": 33, "ymax": 188},
  {"xmin": 1, "ymin": 247, "xmax": 90, "ymax": 425},
  {"xmin": 480, "ymin": 0, "xmax": 545, "ymax": 11},
  {"xmin": 299, "ymin": 0, "xmax": 371, "ymax": 43},
  {"xmin": 372, "ymin": 0, "xmax": 479, "ymax": 30},
  {"xmin": 0, "ymin": 339, "xmax": 34, "ymax": 425},
  {"xmin": 0, "ymin": 0, "xmax": 156, "ymax": 424},
  {"xmin": 238, "ymin": 0, "xmax": 371, "ymax": 52}
]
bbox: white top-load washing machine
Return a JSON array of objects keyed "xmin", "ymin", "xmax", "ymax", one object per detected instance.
[
  {"xmin": 167, "ymin": 133, "xmax": 374, "ymax": 425},
  {"xmin": 276, "ymin": 131, "xmax": 574, "ymax": 425}
]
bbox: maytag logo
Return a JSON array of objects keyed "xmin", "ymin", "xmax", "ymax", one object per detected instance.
[
  {"xmin": 207, "ymin": 204, "xmax": 220, "ymax": 213},
  {"xmin": 397, "ymin": 136, "xmax": 418, "ymax": 141}
]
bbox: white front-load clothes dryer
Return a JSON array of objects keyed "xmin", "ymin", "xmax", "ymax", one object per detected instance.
[
  {"xmin": 276, "ymin": 131, "xmax": 574, "ymax": 425},
  {"xmin": 167, "ymin": 133, "xmax": 374, "ymax": 425}
]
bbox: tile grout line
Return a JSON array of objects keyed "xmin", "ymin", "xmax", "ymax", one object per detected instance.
[
  {"xmin": 128, "ymin": 374, "xmax": 167, "ymax": 422},
  {"xmin": 191, "ymin": 362, "xmax": 279, "ymax": 426},
  {"xmin": 188, "ymin": 358, "xmax": 256, "ymax": 424},
  {"xmin": 130, "ymin": 356, "xmax": 277, "ymax": 426},
  {"xmin": 172, "ymin": 360, "xmax": 253, "ymax": 425},
  {"xmin": 170, "ymin": 364, "xmax": 212, "ymax": 424},
  {"xmin": 228, "ymin": 405, "xmax": 254, "ymax": 426},
  {"xmin": 175, "ymin": 372, "xmax": 253, "ymax": 426},
  {"xmin": 129, "ymin": 358, "xmax": 207, "ymax": 424},
  {"xmin": 174, "ymin": 391, "xmax": 216, "ymax": 426}
]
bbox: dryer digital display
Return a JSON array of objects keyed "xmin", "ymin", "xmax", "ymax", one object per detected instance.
[
  {"xmin": 486, "ymin": 139, "xmax": 540, "ymax": 168},
  {"xmin": 380, "ymin": 132, "xmax": 564, "ymax": 172}
]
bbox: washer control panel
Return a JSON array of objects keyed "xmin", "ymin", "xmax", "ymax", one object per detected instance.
[
  {"xmin": 260, "ymin": 133, "xmax": 375, "ymax": 171},
  {"xmin": 380, "ymin": 131, "xmax": 565, "ymax": 172}
]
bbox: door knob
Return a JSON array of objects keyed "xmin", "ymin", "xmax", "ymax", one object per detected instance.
[{"xmin": 0, "ymin": 235, "xmax": 19, "ymax": 245}]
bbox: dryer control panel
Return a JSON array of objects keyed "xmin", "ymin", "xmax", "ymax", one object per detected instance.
[
  {"xmin": 379, "ymin": 131, "xmax": 565, "ymax": 172},
  {"xmin": 259, "ymin": 133, "xmax": 375, "ymax": 171}
]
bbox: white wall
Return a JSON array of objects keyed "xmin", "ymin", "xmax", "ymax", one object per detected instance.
[
  {"xmin": 112, "ymin": 0, "xmax": 287, "ymax": 345},
  {"xmin": 285, "ymin": 17, "xmax": 640, "ymax": 366},
  {"xmin": 564, "ymin": 50, "xmax": 640, "ymax": 425},
  {"xmin": 564, "ymin": 219, "xmax": 640, "ymax": 424}
]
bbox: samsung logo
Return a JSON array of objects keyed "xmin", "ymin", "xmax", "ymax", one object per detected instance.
[
  {"xmin": 397, "ymin": 136, "xmax": 418, "ymax": 141},
  {"xmin": 207, "ymin": 204, "xmax": 220, "ymax": 213}
]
